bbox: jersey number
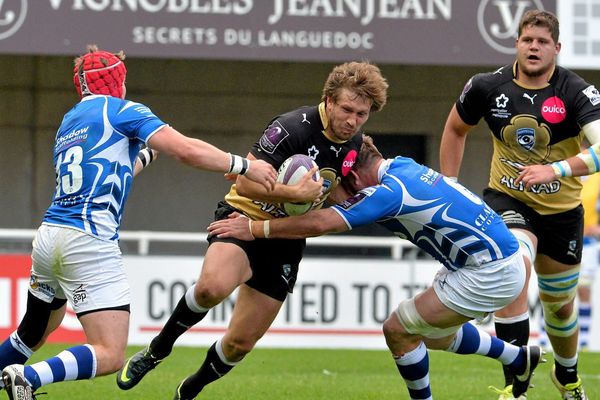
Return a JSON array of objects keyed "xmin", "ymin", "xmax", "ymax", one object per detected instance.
[{"xmin": 56, "ymin": 146, "xmax": 84, "ymax": 195}]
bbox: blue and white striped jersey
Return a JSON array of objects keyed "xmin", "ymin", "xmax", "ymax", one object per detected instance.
[
  {"xmin": 43, "ymin": 95, "xmax": 166, "ymax": 241},
  {"xmin": 333, "ymin": 157, "xmax": 519, "ymax": 270}
]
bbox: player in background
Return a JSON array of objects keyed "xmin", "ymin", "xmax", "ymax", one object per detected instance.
[
  {"xmin": 0, "ymin": 45, "xmax": 276, "ymax": 400},
  {"xmin": 439, "ymin": 10, "xmax": 598, "ymax": 399},
  {"xmin": 117, "ymin": 62, "xmax": 389, "ymax": 399},
  {"xmin": 208, "ymin": 135, "xmax": 545, "ymax": 400}
]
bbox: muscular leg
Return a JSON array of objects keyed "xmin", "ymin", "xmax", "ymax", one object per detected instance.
[
  {"xmin": 536, "ymin": 254, "xmax": 580, "ymax": 386},
  {"xmin": 176, "ymin": 285, "xmax": 283, "ymax": 399},
  {"xmin": 151, "ymin": 242, "xmax": 252, "ymax": 359},
  {"xmin": 23, "ymin": 309, "xmax": 129, "ymax": 390},
  {"xmin": 384, "ymin": 288, "xmax": 533, "ymax": 400}
]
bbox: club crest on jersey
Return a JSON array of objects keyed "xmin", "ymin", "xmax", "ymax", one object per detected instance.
[
  {"xmin": 259, "ymin": 121, "xmax": 289, "ymax": 154},
  {"xmin": 516, "ymin": 128, "xmax": 535, "ymax": 151},
  {"xmin": 583, "ymin": 85, "xmax": 600, "ymax": 106}
]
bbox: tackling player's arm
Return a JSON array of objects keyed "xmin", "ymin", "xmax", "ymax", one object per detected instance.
[
  {"xmin": 516, "ymin": 120, "xmax": 600, "ymax": 188},
  {"xmin": 439, "ymin": 104, "xmax": 475, "ymax": 180},
  {"xmin": 147, "ymin": 126, "xmax": 276, "ymax": 191},
  {"xmin": 208, "ymin": 208, "xmax": 348, "ymax": 241},
  {"xmin": 235, "ymin": 153, "xmax": 323, "ymax": 203}
]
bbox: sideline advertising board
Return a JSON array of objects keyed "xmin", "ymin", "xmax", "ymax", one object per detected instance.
[
  {"xmin": 0, "ymin": 0, "xmax": 556, "ymax": 66},
  {"xmin": 2, "ymin": 254, "xmax": 599, "ymax": 350}
]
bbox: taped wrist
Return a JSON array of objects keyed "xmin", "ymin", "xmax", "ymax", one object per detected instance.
[
  {"xmin": 550, "ymin": 160, "xmax": 572, "ymax": 177},
  {"xmin": 575, "ymin": 142, "xmax": 600, "ymax": 174},
  {"xmin": 137, "ymin": 148, "xmax": 155, "ymax": 168},
  {"xmin": 228, "ymin": 153, "xmax": 249, "ymax": 175}
]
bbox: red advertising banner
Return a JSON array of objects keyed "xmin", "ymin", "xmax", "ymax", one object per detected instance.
[{"xmin": 0, "ymin": 254, "xmax": 86, "ymax": 343}]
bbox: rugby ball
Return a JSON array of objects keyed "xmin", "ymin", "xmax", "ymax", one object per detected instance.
[{"xmin": 277, "ymin": 154, "xmax": 320, "ymax": 216}]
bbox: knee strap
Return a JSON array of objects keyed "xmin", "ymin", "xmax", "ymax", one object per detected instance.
[
  {"xmin": 538, "ymin": 267, "xmax": 579, "ymax": 337},
  {"xmin": 395, "ymin": 298, "xmax": 461, "ymax": 339},
  {"xmin": 17, "ymin": 292, "xmax": 66, "ymax": 348}
]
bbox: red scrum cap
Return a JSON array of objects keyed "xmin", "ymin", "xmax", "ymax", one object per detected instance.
[{"xmin": 73, "ymin": 45, "xmax": 127, "ymax": 98}]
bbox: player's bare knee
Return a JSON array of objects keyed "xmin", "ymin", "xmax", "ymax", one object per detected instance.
[
  {"xmin": 194, "ymin": 282, "xmax": 229, "ymax": 307},
  {"xmin": 383, "ymin": 313, "xmax": 406, "ymax": 339},
  {"xmin": 222, "ymin": 336, "xmax": 254, "ymax": 359}
]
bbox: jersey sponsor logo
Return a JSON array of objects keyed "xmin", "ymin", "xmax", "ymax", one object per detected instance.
[
  {"xmin": 341, "ymin": 149, "xmax": 357, "ymax": 176},
  {"xmin": 0, "ymin": 0, "xmax": 27, "ymax": 41},
  {"xmin": 259, "ymin": 121, "xmax": 289, "ymax": 154},
  {"xmin": 516, "ymin": 127, "xmax": 535, "ymax": 151},
  {"xmin": 477, "ymin": 0, "xmax": 545, "ymax": 54},
  {"xmin": 541, "ymin": 96, "xmax": 566, "ymax": 124},
  {"xmin": 582, "ymin": 85, "xmax": 600, "ymax": 106}
]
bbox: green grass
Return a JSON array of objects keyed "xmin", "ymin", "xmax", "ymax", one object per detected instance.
[{"xmin": 19, "ymin": 345, "xmax": 600, "ymax": 399}]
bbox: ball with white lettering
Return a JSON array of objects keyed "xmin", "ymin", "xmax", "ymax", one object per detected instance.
[{"xmin": 277, "ymin": 154, "xmax": 320, "ymax": 216}]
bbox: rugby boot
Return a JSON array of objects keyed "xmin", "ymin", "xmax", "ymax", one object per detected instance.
[
  {"xmin": 511, "ymin": 345, "xmax": 546, "ymax": 398},
  {"xmin": 117, "ymin": 347, "xmax": 162, "ymax": 390},
  {"xmin": 173, "ymin": 380, "xmax": 192, "ymax": 400},
  {"xmin": 488, "ymin": 384, "xmax": 528, "ymax": 400},
  {"xmin": 2, "ymin": 365, "xmax": 33, "ymax": 400},
  {"xmin": 551, "ymin": 366, "xmax": 587, "ymax": 400}
]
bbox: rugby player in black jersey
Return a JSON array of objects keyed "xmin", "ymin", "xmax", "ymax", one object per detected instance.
[
  {"xmin": 440, "ymin": 10, "xmax": 599, "ymax": 400},
  {"xmin": 116, "ymin": 61, "xmax": 389, "ymax": 399}
]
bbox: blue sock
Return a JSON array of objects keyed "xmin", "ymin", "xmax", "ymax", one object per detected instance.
[
  {"xmin": 447, "ymin": 322, "xmax": 524, "ymax": 373},
  {"xmin": 24, "ymin": 344, "xmax": 96, "ymax": 390},
  {"xmin": 0, "ymin": 332, "xmax": 32, "ymax": 371},
  {"xmin": 578, "ymin": 303, "xmax": 591, "ymax": 348},
  {"xmin": 394, "ymin": 341, "xmax": 431, "ymax": 400}
]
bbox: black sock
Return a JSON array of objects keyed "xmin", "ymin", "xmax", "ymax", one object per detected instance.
[
  {"xmin": 495, "ymin": 318, "xmax": 530, "ymax": 386},
  {"xmin": 179, "ymin": 342, "xmax": 236, "ymax": 399},
  {"xmin": 150, "ymin": 295, "xmax": 208, "ymax": 359},
  {"xmin": 554, "ymin": 360, "xmax": 578, "ymax": 386}
]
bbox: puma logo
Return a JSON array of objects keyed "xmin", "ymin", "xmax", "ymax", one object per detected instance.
[{"xmin": 523, "ymin": 93, "xmax": 537, "ymax": 104}]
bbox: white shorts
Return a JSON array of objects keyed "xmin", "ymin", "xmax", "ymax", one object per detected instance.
[
  {"xmin": 30, "ymin": 224, "xmax": 130, "ymax": 315},
  {"xmin": 433, "ymin": 251, "xmax": 525, "ymax": 321},
  {"xmin": 580, "ymin": 237, "xmax": 599, "ymax": 286}
]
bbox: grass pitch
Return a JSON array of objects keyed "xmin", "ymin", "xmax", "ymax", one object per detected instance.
[{"xmin": 19, "ymin": 344, "xmax": 600, "ymax": 399}]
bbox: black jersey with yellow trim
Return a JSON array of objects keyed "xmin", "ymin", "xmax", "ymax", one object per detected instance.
[
  {"xmin": 456, "ymin": 62, "xmax": 600, "ymax": 215},
  {"xmin": 224, "ymin": 102, "xmax": 363, "ymax": 220}
]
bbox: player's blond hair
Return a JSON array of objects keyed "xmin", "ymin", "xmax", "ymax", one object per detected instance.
[{"xmin": 321, "ymin": 62, "xmax": 388, "ymax": 112}]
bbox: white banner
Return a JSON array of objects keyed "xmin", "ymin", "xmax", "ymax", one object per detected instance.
[{"xmin": 125, "ymin": 256, "xmax": 600, "ymax": 351}]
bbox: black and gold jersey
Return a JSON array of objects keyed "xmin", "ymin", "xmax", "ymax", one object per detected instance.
[
  {"xmin": 456, "ymin": 62, "xmax": 600, "ymax": 215},
  {"xmin": 224, "ymin": 102, "xmax": 362, "ymax": 220}
]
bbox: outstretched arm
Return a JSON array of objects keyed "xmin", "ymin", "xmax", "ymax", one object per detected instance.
[
  {"xmin": 148, "ymin": 126, "xmax": 277, "ymax": 191},
  {"xmin": 208, "ymin": 208, "xmax": 348, "ymax": 241}
]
